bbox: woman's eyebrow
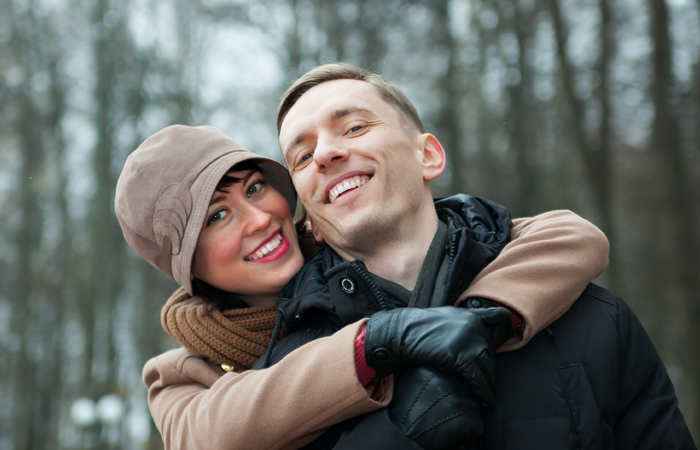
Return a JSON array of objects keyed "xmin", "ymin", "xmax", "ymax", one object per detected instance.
[
  {"xmin": 209, "ymin": 192, "xmax": 225, "ymax": 206},
  {"xmin": 208, "ymin": 171, "xmax": 258, "ymax": 206}
]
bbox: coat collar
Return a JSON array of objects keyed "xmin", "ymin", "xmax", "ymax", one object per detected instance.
[{"xmin": 276, "ymin": 195, "xmax": 512, "ymax": 334}]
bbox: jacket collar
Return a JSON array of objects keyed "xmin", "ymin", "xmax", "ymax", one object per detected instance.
[{"xmin": 276, "ymin": 195, "xmax": 512, "ymax": 334}]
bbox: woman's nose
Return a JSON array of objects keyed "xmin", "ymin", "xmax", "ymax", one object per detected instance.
[
  {"xmin": 313, "ymin": 137, "xmax": 349, "ymax": 172},
  {"xmin": 242, "ymin": 204, "xmax": 272, "ymax": 235}
]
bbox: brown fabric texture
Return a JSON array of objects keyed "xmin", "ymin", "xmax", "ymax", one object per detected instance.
[
  {"xmin": 144, "ymin": 319, "xmax": 393, "ymax": 450},
  {"xmin": 161, "ymin": 287, "xmax": 279, "ymax": 370},
  {"xmin": 456, "ymin": 209, "xmax": 610, "ymax": 352}
]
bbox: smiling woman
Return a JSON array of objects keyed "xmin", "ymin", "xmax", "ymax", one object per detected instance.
[{"xmin": 193, "ymin": 162, "xmax": 303, "ymax": 307}]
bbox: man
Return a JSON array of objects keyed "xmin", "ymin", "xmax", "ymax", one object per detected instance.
[{"xmin": 263, "ymin": 63, "xmax": 695, "ymax": 449}]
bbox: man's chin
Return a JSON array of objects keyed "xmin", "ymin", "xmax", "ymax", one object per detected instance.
[{"xmin": 322, "ymin": 210, "xmax": 392, "ymax": 253}]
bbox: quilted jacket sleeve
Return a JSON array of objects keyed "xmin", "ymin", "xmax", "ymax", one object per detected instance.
[
  {"xmin": 456, "ymin": 210, "xmax": 609, "ymax": 351},
  {"xmin": 143, "ymin": 319, "xmax": 393, "ymax": 450}
]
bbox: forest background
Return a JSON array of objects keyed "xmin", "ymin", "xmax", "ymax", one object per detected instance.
[{"xmin": 1, "ymin": 0, "xmax": 699, "ymax": 448}]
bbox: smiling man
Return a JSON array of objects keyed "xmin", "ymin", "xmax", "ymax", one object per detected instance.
[
  {"xmin": 281, "ymin": 81, "xmax": 444, "ymax": 290},
  {"xmin": 261, "ymin": 63, "xmax": 695, "ymax": 449}
]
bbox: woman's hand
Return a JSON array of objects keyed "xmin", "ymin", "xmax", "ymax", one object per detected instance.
[{"xmin": 364, "ymin": 306, "xmax": 512, "ymax": 408}]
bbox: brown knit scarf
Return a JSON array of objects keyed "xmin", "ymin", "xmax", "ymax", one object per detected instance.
[{"xmin": 161, "ymin": 287, "xmax": 280, "ymax": 371}]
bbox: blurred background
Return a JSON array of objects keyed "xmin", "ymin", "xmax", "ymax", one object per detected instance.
[{"xmin": 1, "ymin": 0, "xmax": 699, "ymax": 448}]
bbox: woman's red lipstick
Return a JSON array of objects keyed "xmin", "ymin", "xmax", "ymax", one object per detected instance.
[{"xmin": 245, "ymin": 229, "xmax": 290, "ymax": 263}]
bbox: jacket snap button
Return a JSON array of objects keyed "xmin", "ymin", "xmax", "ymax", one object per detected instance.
[
  {"xmin": 373, "ymin": 349, "xmax": 390, "ymax": 362},
  {"xmin": 469, "ymin": 298, "xmax": 482, "ymax": 308},
  {"xmin": 340, "ymin": 277, "xmax": 355, "ymax": 294}
]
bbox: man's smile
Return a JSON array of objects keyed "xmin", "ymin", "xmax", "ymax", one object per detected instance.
[{"xmin": 326, "ymin": 173, "xmax": 372, "ymax": 204}]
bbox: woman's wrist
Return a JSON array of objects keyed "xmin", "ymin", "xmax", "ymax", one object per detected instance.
[{"xmin": 354, "ymin": 324, "xmax": 376, "ymax": 386}]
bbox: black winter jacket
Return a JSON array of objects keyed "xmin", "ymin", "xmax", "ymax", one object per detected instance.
[
  {"xmin": 254, "ymin": 194, "xmax": 512, "ymax": 368},
  {"xmin": 256, "ymin": 195, "xmax": 696, "ymax": 449}
]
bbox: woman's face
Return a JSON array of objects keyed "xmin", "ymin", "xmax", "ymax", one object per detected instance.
[{"xmin": 193, "ymin": 169, "xmax": 304, "ymax": 304}]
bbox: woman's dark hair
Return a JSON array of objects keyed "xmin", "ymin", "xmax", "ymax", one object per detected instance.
[
  {"xmin": 192, "ymin": 278, "xmax": 249, "ymax": 310},
  {"xmin": 215, "ymin": 159, "xmax": 261, "ymax": 193}
]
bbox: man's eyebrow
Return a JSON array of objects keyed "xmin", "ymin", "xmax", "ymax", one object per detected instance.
[
  {"xmin": 284, "ymin": 132, "xmax": 310, "ymax": 157},
  {"xmin": 284, "ymin": 108, "xmax": 378, "ymax": 157},
  {"xmin": 329, "ymin": 107, "xmax": 378, "ymax": 122}
]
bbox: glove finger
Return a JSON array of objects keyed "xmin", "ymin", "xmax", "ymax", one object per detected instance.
[
  {"xmin": 460, "ymin": 359, "xmax": 495, "ymax": 408},
  {"xmin": 476, "ymin": 350, "xmax": 497, "ymax": 402},
  {"xmin": 474, "ymin": 307, "xmax": 512, "ymax": 326}
]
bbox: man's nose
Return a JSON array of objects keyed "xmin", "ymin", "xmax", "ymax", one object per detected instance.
[
  {"xmin": 242, "ymin": 203, "xmax": 272, "ymax": 235},
  {"xmin": 313, "ymin": 137, "xmax": 349, "ymax": 172}
]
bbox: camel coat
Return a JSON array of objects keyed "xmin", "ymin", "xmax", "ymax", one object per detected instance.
[{"xmin": 144, "ymin": 210, "xmax": 609, "ymax": 450}]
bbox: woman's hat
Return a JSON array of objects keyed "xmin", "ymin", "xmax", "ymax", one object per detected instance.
[{"xmin": 115, "ymin": 125, "xmax": 296, "ymax": 295}]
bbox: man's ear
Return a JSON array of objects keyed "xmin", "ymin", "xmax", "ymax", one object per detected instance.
[
  {"xmin": 309, "ymin": 216, "xmax": 324, "ymax": 243},
  {"xmin": 419, "ymin": 134, "xmax": 446, "ymax": 181}
]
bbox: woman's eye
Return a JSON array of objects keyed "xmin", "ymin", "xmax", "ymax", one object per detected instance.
[
  {"xmin": 208, "ymin": 209, "xmax": 227, "ymax": 225},
  {"xmin": 247, "ymin": 181, "xmax": 264, "ymax": 197}
]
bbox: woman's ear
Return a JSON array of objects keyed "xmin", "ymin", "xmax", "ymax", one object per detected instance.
[
  {"xmin": 309, "ymin": 216, "xmax": 324, "ymax": 242},
  {"xmin": 419, "ymin": 134, "xmax": 447, "ymax": 181}
]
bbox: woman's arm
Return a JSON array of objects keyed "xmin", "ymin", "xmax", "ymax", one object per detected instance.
[
  {"xmin": 456, "ymin": 210, "xmax": 609, "ymax": 351},
  {"xmin": 144, "ymin": 319, "xmax": 392, "ymax": 450}
]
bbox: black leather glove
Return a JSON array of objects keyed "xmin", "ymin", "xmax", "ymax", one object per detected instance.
[
  {"xmin": 460, "ymin": 297, "xmax": 514, "ymax": 350},
  {"xmin": 364, "ymin": 306, "xmax": 511, "ymax": 407},
  {"xmin": 389, "ymin": 367, "xmax": 485, "ymax": 450}
]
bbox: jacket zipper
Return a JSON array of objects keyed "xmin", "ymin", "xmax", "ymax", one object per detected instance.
[
  {"xmin": 350, "ymin": 261, "xmax": 393, "ymax": 311},
  {"xmin": 449, "ymin": 232, "xmax": 458, "ymax": 263}
]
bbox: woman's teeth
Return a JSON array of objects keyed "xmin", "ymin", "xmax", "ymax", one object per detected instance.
[
  {"xmin": 248, "ymin": 233, "xmax": 283, "ymax": 261},
  {"xmin": 329, "ymin": 176, "xmax": 369, "ymax": 203}
]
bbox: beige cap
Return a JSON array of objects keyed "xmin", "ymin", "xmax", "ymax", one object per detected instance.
[{"xmin": 115, "ymin": 125, "xmax": 295, "ymax": 295}]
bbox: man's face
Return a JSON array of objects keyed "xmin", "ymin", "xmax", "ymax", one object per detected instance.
[{"xmin": 279, "ymin": 79, "xmax": 428, "ymax": 253}]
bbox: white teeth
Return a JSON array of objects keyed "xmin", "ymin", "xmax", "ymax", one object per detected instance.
[
  {"xmin": 248, "ymin": 233, "xmax": 283, "ymax": 261},
  {"xmin": 328, "ymin": 175, "xmax": 370, "ymax": 203}
]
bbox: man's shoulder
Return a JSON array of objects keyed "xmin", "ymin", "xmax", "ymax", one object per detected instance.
[
  {"xmin": 549, "ymin": 283, "xmax": 649, "ymax": 359},
  {"xmin": 548, "ymin": 284, "xmax": 624, "ymax": 348},
  {"xmin": 579, "ymin": 283, "xmax": 618, "ymax": 306},
  {"xmin": 568, "ymin": 283, "xmax": 625, "ymax": 318}
]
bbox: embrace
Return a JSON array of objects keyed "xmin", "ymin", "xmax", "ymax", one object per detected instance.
[{"xmin": 115, "ymin": 63, "xmax": 695, "ymax": 449}]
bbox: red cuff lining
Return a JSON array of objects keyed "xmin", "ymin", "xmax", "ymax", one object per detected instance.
[
  {"xmin": 354, "ymin": 325, "xmax": 376, "ymax": 386},
  {"xmin": 493, "ymin": 301, "xmax": 524, "ymax": 330}
]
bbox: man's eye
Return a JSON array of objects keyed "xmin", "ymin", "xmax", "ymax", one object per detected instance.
[
  {"xmin": 300, "ymin": 152, "xmax": 313, "ymax": 163},
  {"xmin": 349, "ymin": 125, "xmax": 363, "ymax": 133}
]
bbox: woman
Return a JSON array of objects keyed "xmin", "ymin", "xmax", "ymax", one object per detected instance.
[{"xmin": 115, "ymin": 125, "xmax": 609, "ymax": 449}]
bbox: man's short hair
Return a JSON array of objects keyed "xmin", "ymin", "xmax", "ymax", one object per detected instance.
[{"xmin": 277, "ymin": 63, "xmax": 425, "ymax": 135}]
